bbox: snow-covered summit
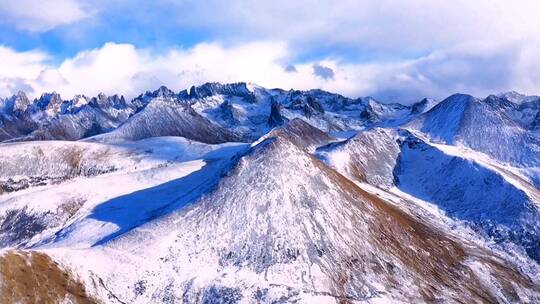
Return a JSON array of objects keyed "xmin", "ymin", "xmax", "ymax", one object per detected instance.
[
  {"xmin": 498, "ymin": 91, "xmax": 540, "ymax": 104},
  {"xmin": 407, "ymin": 93, "xmax": 540, "ymax": 170}
]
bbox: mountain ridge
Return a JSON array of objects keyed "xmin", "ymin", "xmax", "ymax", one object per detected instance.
[{"xmin": 1, "ymin": 83, "xmax": 540, "ymax": 303}]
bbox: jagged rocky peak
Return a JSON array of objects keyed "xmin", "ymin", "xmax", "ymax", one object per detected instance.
[
  {"xmin": 484, "ymin": 94, "xmax": 518, "ymax": 110},
  {"xmin": 90, "ymin": 92, "xmax": 127, "ymax": 109},
  {"xmin": 498, "ymin": 90, "xmax": 539, "ymax": 104},
  {"xmin": 267, "ymin": 98, "xmax": 285, "ymax": 127},
  {"xmin": 137, "ymin": 85, "xmax": 177, "ymax": 100},
  {"xmin": 411, "ymin": 97, "xmax": 437, "ymax": 114},
  {"xmin": 71, "ymin": 94, "xmax": 89, "ymax": 108},
  {"xmin": 286, "ymin": 93, "xmax": 325, "ymax": 118},
  {"xmin": 36, "ymin": 91, "xmax": 62, "ymax": 107},
  {"xmin": 153, "ymin": 85, "xmax": 176, "ymax": 98},
  {"xmin": 8, "ymin": 91, "xmax": 31, "ymax": 113},
  {"xmin": 356, "ymin": 96, "xmax": 404, "ymax": 122},
  {"xmin": 188, "ymin": 82, "xmax": 256, "ymax": 101},
  {"xmin": 35, "ymin": 92, "xmax": 64, "ymax": 114},
  {"xmin": 134, "ymin": 85, "xmax": 180, "ymax": 107},
  {"xmin": 90, "ymin": 92, "xmax": 108, "ymax": 106}
]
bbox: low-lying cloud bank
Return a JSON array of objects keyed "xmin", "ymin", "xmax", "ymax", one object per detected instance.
[{"xmin": 1, "ymin": 39, "xmax": 540, "ymax": 103}]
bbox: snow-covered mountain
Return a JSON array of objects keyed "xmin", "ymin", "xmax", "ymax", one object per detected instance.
[
  {"xmin": 485, "ymin": 93, "xmax": 540, "ymax": 130},
  {"xmin": 406, "ymin": 93, "xmax": 540, "ymax": 186},
  {"xmin": 0, "ymin": 90, "xmax": 150, "ymax": 142},
  {"xmin": 1, "ymin": 83, "xmax": 540, "ymax": 303},
  {"xmin": 90, "ymin": 96, "xmax": 244, "ymax": 144},
  {"xmin": 318, "ymin": 126, "xmax": 540, "ymax": 264},
  {"xmin": 0, "ymin": 82, "xmax": 435, "ymax": 144}
]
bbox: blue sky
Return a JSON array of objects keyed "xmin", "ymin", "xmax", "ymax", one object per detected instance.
[{"xmin": 1, "ymin": 0, "xmax": 539, "ymax": 102}]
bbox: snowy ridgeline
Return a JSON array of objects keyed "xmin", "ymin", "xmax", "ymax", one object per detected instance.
[{"xmin": 0, "ymin": 85, "xmax": 539, "ymax": 303}]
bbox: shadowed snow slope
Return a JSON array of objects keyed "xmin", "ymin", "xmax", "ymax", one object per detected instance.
[
  {"xmin": 49, "ymin": 131, "xmax": 540, "ymax": 303},
  {"xmin": 0, "ymin": 137, "xmax": 248, "ymax": 248},
  {"xmin": 394, "ymin": 132, "xmax": 540, "ymax": 263}
]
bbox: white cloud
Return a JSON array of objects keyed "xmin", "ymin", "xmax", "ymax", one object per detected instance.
[
  {"xmin": 0, "ymin": 46, "xmax": 49, "ymax": 95},
  {"xmin": 158, "ymin": 0, "xmax": 540, "ymax": 55},
  {"xmin": 0, "ymin": 0, "xmax": 88, "ymax": 32},
  {"xmin": 2, "ymin": 1, "xmax": 539, "ymax": 102},
  {"xmin": 1, "ymin": 40, "xmax": 540, "ymax": 103}
]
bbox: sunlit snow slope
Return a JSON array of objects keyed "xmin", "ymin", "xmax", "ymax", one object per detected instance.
[{"xmin": 1, "ymin": 84, "xmax": 540, "ymax": 303}]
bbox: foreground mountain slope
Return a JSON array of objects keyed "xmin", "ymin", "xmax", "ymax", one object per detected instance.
[
  {"xmin": 45, "ymin": 124, "xmax": 540, "ymax": 303},
  {"xmin": 2, "ymin": 84, "xmax": 540, "ymax": 303},
  {"xmin": 0, "ymin": 137, "xmax": 248, "ymax": 248},
  {"xmin": 0, "ymin": 250, "xmax": 97, "ymax": 304}
]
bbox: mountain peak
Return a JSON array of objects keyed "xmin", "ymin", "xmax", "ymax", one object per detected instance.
[
  {"xmin": 153, "ymin": 85, "xmax": 176, "ymax": 98},
  {"xmin": 11, "ymin": 91, "xmax": 31, "ymax": 113},
  {"xmin": 188, "ymin": 82, "xmax": 255, "ymax": 100},
  {"xmin": 36, "ymin": 92, "xmax": 63, "ymax": 113},
  {"xmin": 410, "ymin": 97, "xmax": 437, "ymax": 114},
  {"xmin": 264, "ymin": 118, "xmax": 334, "ymax": 150},
  {"xmin": 446, "ymin": 93, "xmax": 477, "ymax": 103},
  {"xmin": 497, "ymin": 91, "xmax": 539, "ymax": 104}
]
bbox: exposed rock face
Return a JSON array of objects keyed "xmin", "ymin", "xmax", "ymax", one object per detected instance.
[
  {"xmin": 265, "ymin": 118, "xmax": 335, "ymax": 150},
  {"xmin": 35, "ymin": 92, "xmax": 64, "ymax": 115},
  {"xmin": 0, "ymin": 250, "xmax": 97, "ymax": 304},
  {"xmin": 188, "ymin": 82, "xmax": 256, "ymax": 103},
  {"xmin": 531, "ymin": 110, "xmax": 540, "ymax": 130},
  {"xmin": 267, "ymin": 99, "xmax": 285, "ymax": 127},
  {"xmin": 11, "ymin": 91, "xmax": 32, "ymax": 114}
]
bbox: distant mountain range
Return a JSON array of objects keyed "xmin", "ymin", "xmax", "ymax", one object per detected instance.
[{"xmin": 0, "ymin": 83, "xmax": 539, "ymax": 303}]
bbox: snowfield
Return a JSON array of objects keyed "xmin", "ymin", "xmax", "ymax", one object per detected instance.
[{"xmin": 0, "ymin": 83, "xmax": 539, "ymax": 303}]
